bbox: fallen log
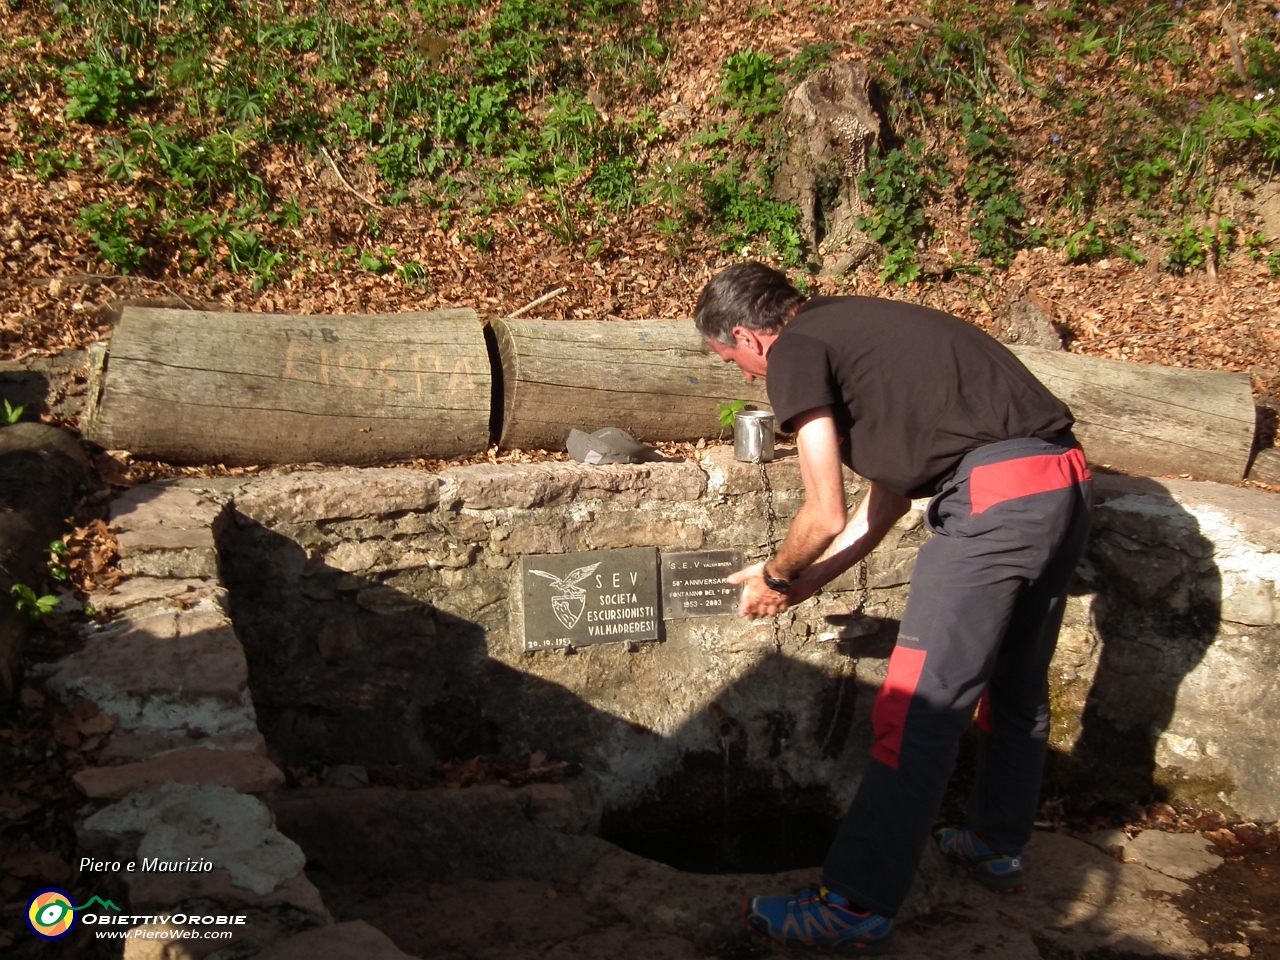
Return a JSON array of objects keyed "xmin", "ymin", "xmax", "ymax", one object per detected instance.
[
  {"xmin": 1008, "ymin": 345, "xmax": 1255, "ymax": 484},
  {"xmin": 85, "ymin": 307, "xmax": 491, "ymax": 465},
  {"xmin": 490, "ymin": 317, "xmax": 770, "ymax": 450}
]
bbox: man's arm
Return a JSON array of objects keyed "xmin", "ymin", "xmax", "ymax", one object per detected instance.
[
  {"xmin": 786, "ymin": 480, "xmax": 912, "ymax": 604},
  {"xmin": 732, "ymin": 407, "xmax": 913, "ymax": 615}
]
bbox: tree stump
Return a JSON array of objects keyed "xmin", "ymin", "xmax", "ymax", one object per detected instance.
[
  {"xmin": 992, "ymin": 292, "xmax": 1065, "ymax": 351},
  {"xmin": 773, "ymin": 61, "xmax": 883, "ymax": 274}
]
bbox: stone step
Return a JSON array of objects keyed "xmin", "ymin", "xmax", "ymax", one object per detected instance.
[
  {"xmin": 110, "ymin": 484, "xmax": 225, "ymax": 532},
  {"xmin": 234, "ymin": 468, "xmax": 441, "ymax": 525},
  {"xmin": 50, "ymin": 606, "xmax": 255, "ymax": 735},
  {"xmin": 82, "ymin": 783, "xmax": 317, "ymax": 913},
  {"xmin": 117, "ymin": 526, "xmax": 219, "ymax": 579},
  {"xmin": 90, "ymin": 576, "xmax": 227, "ymax": 617},
  {"xmin": 73, "ymin": 746, "xmax": 284, "ymax": 798},
  {"xmin": 100, "ymin": 728, "xmax": 265, "ymax": 763}
]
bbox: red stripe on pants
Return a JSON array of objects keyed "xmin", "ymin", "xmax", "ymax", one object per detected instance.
[
  {"xmin": 976, "ymin": 689, "xmax": 994, "ymax": 733},
  {"xmin": 871, "ymin": 646, "xmax": 927, "ymax": 769},
  {"xmin": 969, "ymin": 447, "xmax": 1090, "ymax": 515}
]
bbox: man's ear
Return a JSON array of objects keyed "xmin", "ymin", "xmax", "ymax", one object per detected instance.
[{"xmin": 733, "ymin": 326, "xmax": 762, "ymax": 353}]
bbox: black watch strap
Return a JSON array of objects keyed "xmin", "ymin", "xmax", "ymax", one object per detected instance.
[{"xmin": 763, "ymin": 565, "xmax": 791, "ymax": 594}]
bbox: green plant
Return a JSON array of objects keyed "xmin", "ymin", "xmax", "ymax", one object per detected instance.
[
  {"xmin": 76, "ymin": 201, "xmax": 148, "ymax": 273},
  {"xmin": 589, "ymin": 156, "xmax": 642, "ymax": 212},
  {"xmin": 1162, "ymin": 218, "xmax": 1235, "ymax": 273},
  {"xmin": 224, "ymin": 226, "xmax": 284, "ymax": 289},
  {"xmin": 2, "ymin": 399, "xmax": 22, "ymax": 424},
  {"xmin": 958, "ymin": 107, "xmax": 1033, "ymax": 266},
  {"xmin": 1267, "ymin": 250, "xmax": 1280, "ymax": 278},
  {"xmin": 855, "ymin": 141, "xmax": 944, "ymax": 284},
  {"xmin": 720, "ymin": 49, "xmax": 783, "ymax": 116},
  {"xmin": 1057, "ymin": 221, "xmax": 1107, "ymax": 263},
  {"xmin": 47, "ymin": 540, "xmax": 68, "ymax": 583},
  {"xmin": 63, "ymin": 58, "xmax": 147, "ymax": 123},
  {"xmin": 787, "ymin": 42, "xmax": 836, "ymax": 79},
  {"xmin": 716, "ymin": 399, "xmax": 747, "ymax": 428},
  {"xmin": 358, "ymin": 245, "xmax": 397, "ymax": 273},
  {"xmin": 1120, "ymin": 157, "xmax": 1172, "ymax": 202},
  {"xmin": 702, "ymin": 164, "xmax": 804, "ymax": 265},
  {"xmin": 11, "ymin": 584, "xmax": 58, "ymax": 622},
  {"xmin": 396, "ymin": 262, "xmax": 430, "ymax": 287}
]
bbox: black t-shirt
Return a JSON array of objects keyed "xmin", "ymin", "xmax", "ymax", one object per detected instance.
[{"xmin": 766, "ymin": 297, "xmax": 1074, "ymax": 498}]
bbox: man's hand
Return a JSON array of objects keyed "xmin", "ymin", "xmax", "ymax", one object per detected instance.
[{"xmin": 728, "ymin": 561, "xmax": 790, "ymax": 617}]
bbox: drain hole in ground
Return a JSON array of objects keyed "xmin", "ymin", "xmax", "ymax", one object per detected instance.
[{"xmin": 601, "ymin": 756, "xmax": 842, "ymax": 874}]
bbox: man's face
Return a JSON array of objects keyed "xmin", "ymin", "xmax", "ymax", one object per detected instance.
[{"xmin": 708, "ymin": 333, "xmax": 769, "ymax": 382}]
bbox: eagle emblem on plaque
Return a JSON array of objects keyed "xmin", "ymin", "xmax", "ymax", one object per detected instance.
[{"xmin": 528, "ymin": 563, "xmax": 600, "ymax": 630}]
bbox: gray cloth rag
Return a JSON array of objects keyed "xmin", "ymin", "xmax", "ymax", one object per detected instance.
[{"xmin": 565, "ymin": 427, "xmax": 658, "ymax": 465}]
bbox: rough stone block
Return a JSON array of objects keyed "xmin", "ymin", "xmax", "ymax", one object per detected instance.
[
  {"xmin": 110, "ymin": 484, "xmax": 223, "ymax": 532},
  {"xmin": 325, "ymin": 539, "xmax": 395, "ymax": 573},
  {"xmin": 73, "ymin": 747, "xmax": 284, "ymax": 798},
  {"xmin": 1082, "ymin": 828, "xmax": 1129, "ymax": 858},
  {"xmin": 499, "ymin": 521, "xmax": 584, "ymax": 555},
  {"xmin": 90, "ymin": 578, "xmax": 226, "ymax": 615},
  {"xmin": 100, "ymin": 729, "xmax": 266, "ymax": 763},
  {"xmin": 83, "ymin": 783, "xmax": 306, "ymax": 897},
  {"xmin": 129, "ymin": 869, "xmax": 327, "ymax": 919},
  {"xmin": 256, "ymin": 920, "xmax": 414, "ymax": 960},
  {"xmin": 701, "ymin": 444, "xmax": 866, "ymax": 498},
  {"xmin": 116, "ymin": 526, "xmax": 220, "ymax": 579},
  {"xmin": 122, "ymin": 924, "xmax": 199, "ymax": 960},
  {"xmin": 50, "ymin": 608, "xmax": 255, "ymax": 735},
  {"xmin": 867, "ymin": 547, "xmax": 917, "ymax": 588},
  {"xmin": 586, "ymin": 518, "xmax": 705, "ymax": 550},
  {"xmin": 442, "ymin": 461, "xmax": 706, "ymax": 509},
  {"xmin": 1122, "ymin": 829, "xmax": 1223, "ymax": 880},
  {"xmin": 236, "ymin": 469, "xmax": 441, "ymax": 525}
]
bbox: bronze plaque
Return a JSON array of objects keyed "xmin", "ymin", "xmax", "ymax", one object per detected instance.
[
  {"xmin": 521, "ymin": 547, "xmax": 659, "ymax": 651},
  {"xmin": 661, "ymin": 550, "xmax": 743, "ymax": 619}
]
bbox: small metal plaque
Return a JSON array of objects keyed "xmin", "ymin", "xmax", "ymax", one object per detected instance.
[
  {"xmin": 661, "ymin": 550, "xmax": 743, "ymax": 619},
  {"xmin": 521, "ymin": 547, "xmax": 660, "ymax": 651}
]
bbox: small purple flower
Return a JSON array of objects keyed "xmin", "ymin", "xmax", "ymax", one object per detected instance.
[
  {"xmin": 1175, "ymin": 0, "xmax": 1182, "ymax": 7},
  {"xmin": 1190, "ymin": 99, "xmax": 1199, "ymax": 111},
  {"xmin": 1056, "ymin": 72, "xmax": 1066, "ymax": 84},
  {"xmin": 905, "ymin": 90, "xmax": 915, "ymax": 99},
  {"xmin": 1051, "ymin": 133, "xmax": 1061, "ymax": 142}
]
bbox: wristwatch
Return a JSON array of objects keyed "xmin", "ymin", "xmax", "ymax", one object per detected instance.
[{"xmin": 762, "ymin": 563, "xmax": 791, "ymax": 595}]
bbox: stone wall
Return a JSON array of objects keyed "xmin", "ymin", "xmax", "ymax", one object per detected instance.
[
  {"xmin": 42, "ymin": 449, "xmax": 1280, "ymax": 954},
  {"xmin": 1051, "ymin": 476, "xmax": 1280, "ymax": 821},
  {"xmin": 208, "ymin": 449, "xmax": 1280, "ymax": 822},
  {"xmin": 219, "ymin": 449, "xmax": 903, "ymax": 818}
]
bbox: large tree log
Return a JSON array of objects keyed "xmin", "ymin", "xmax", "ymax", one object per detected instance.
[
  {"xmin": 491, "ymin": 318, "xmax": 769, "ymax": 450},
  {"xmin": 1009, "ymin": 345, "xmax": 1255, "ymax": 484},
  {"xmin": 85, "ymin": 307, "xmax": 491, "ymax": 465}
]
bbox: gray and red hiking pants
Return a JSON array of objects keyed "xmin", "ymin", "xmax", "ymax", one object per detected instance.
[{"xmin": 821, "ymin": 434, "xmax": 1093, "ymax": 917}]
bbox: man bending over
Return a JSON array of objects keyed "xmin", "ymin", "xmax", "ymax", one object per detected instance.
[{"xmin": 696, "ymin": 262, "xmax": 1092, "ymax": 955}]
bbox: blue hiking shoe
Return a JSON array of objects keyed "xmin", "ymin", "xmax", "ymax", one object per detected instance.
[
  {"xmin": 742, "ymin": 886, "xmax": 893, "ymax": 955},
  {"xmin": 936, "ymin": 828, "xmax": 1026, "ymax": 892}
]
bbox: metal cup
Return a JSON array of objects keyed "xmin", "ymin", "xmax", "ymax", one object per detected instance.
[{"xmin": 734, "ymin": 409, "xmax": 775, "ymax": 462}]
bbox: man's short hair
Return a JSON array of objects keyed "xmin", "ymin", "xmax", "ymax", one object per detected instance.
[{"xmin": 694, "ymin": 262, "xmax": 806, "ymax": 346}]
